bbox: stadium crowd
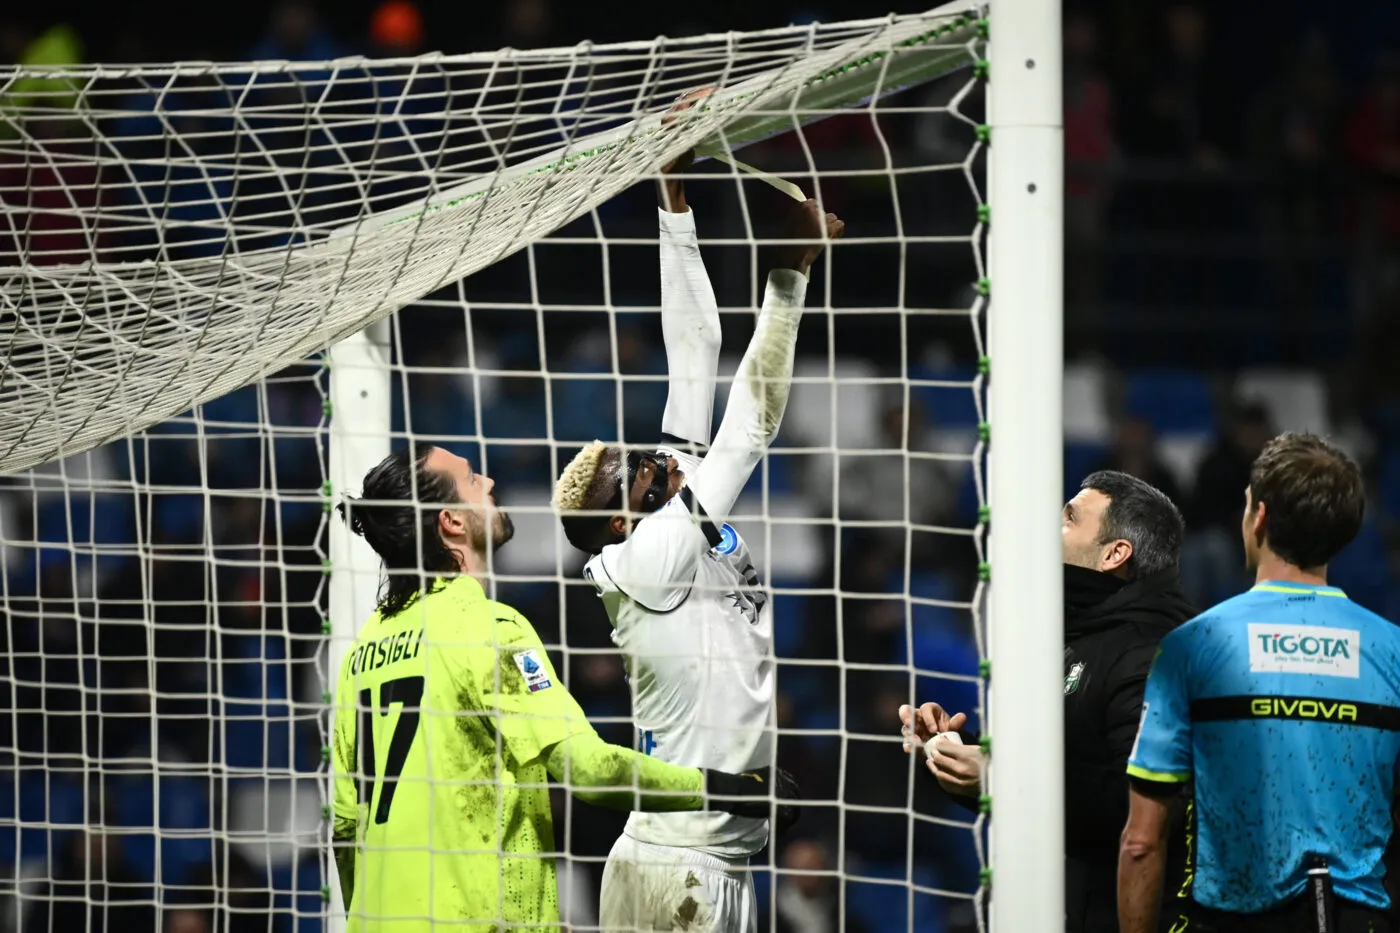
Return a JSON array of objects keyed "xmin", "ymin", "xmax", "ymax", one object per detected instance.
[{"xmin": 1, "ymin": 0, "xmax": 1399, "ymax": 930}]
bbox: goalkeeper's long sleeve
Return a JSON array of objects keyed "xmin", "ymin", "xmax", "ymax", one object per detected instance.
[
  {"xmin": 690, "ymin": 268, "xmax": 808, "ymax": 517},
  {"xmin": 658, "ymin": 207, "xmax": 722, "ymax": 446},
  {"xmin": 545, "ymin": 730, "xmax": 703, "ymax": 811}
]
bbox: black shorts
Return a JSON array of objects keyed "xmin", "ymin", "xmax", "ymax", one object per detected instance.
[{"xmin": 1164, "ymin": 894, "xmax": 1392, "ymax": 933}]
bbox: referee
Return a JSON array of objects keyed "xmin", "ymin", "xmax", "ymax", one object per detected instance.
[{"xmin": 1119, "ymin": 433, "xmax": 1398, "ymax": 933}]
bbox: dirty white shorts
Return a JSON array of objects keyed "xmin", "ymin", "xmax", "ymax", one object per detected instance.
[{"xmin": 599, "ymin": 833, "xmax": 757, "ymax": 932}]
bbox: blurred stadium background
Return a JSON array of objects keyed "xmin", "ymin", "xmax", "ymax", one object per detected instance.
[{"xmin": 2, "ymin": 0, "xmax": 1400, "ymax": 931}]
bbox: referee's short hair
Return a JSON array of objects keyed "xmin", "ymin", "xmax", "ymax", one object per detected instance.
[{"xmin": 1249, "ymin": 432, "xmax": 1364, "ymax": 569}]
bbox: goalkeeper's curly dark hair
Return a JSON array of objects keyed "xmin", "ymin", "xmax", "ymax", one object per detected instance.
[{"xmin": 337, "ymin": 444, "xmax": 459, "ymax": 618}]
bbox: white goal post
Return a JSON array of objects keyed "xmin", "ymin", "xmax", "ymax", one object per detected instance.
[
  {"xmin": 0, "ymin": 0, "xmax": 1061, "ymax": 930},
  {"xmin": 986, "ymin": 0, "xmax": 1064, "ymax": 928}
]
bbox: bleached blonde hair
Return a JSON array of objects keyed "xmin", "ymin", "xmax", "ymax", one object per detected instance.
[
  {"xmin": 554, "ymin": 440, "xmax": 634, "ymax": 554},
  {"xmin": 552, "ymin": 440, "xmax": 608, "ymax": 512}
]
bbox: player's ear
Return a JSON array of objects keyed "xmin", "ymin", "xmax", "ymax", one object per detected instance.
[
  {"xmin": 1101, "ymin": 537, "xmax": 1133, "ymax": 573},
  {"xmin": 1251, "ymin": 500, "xmax": 1268, "ymax": 543},
  {"xmin": 438, "ymin": 506, "xmax": 467, "ymax": 538},
  {"xmin": 607, "ymin": 513, "xmax": 629, "ymax": 538}
]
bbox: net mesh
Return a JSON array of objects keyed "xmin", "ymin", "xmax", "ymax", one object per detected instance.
[
  {"xmin": 0, "ymin": 4, "xmax": 990, "ymax": 931},
  {"xmin": 2, "ymin": 8, "xmax": 976, "ymax": 475}
]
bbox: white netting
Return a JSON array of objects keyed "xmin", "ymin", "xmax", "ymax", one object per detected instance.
[
  {"xmin": 0, "ymin": 5, "xmax": 991, "ymax": 931},
  {"xmin": 1, "ymin": 7, "xmax": 977, "ymax": 475}
]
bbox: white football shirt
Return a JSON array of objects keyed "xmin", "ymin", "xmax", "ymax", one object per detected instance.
[{"xmin": 583, "ymin": 450, "xmax": 774, "ymax": 858}]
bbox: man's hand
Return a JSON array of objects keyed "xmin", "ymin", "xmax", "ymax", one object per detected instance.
[
  {"xmin": 899, "ymin": 702, "xmax": 967, "ymax": 748},
  {"xmin": 658, "ymin": 87, "xmax": 713, "ymax": 212},
  {"xmin": 773, "ymin": 199, "xmax": 845, "ymax": 277},
  {"xmin": 927, "ymin": 734, "xmax": 983, "ymax": 798},
  {"xmin": 899, "ymin": 701, "xmax": 979, "ymax": 797}
]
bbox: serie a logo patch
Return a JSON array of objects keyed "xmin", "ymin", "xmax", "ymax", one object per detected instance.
[{"xmin": 513, "ymin": 648, "xmax": 553, "ymax": 692}]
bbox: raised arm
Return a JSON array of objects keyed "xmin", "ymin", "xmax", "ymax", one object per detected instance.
[
  {"xmin": 658, "ymin": 99, "xmax": 722, "ymax": 447},
  {"xmin": 690, "ymin": 199, "xmax": 844, "ymax": 518}
]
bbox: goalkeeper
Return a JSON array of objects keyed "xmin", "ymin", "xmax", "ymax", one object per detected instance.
[
  {"xmin": 331, "ymin": 445, "xmax": 781, "ymax": 932},
  {"xmin": 553, "ymin": 118, "xmax": 843, "ymax": 931}
]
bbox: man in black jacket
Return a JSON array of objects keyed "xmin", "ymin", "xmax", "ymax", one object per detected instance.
[{"xmin": 899, "ymin": 470, "xmax": 1197, "ymax": 933}]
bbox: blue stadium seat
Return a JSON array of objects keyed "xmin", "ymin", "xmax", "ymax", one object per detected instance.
[
  {"xmin": 273, "ymin": 852, "xmax": 326, "ymax": 933},
  {"xmin": 1124, "ymin": 371, "xmax": 1215, "ymax": 435},
  {"xmin": 1329, "ymin": 518, "xmax": 1393, "ymax": 616},
  {"xmin": 1065, "ymin": 442, "xmax": 1109, "ymax": 499},
  {"xmin": 155, "ymin": 493, "xmax": 206, "ymax": 541},
  {"xmin": 845, "ymin": 859, "xmax": 944, "ymax": 933},
  {"xmin": 770, "ymin": 590, "xmax": 810, "ymax": 659},
  {"xmin": 0, "ymin": 770, "xmax": 84, "ymax": 868},
  {"xmin": 751, "ymin": 864, "xmax": 772, "ymax": 916},
  {"xmin": 223, "ymin": 635, "xmax": 292, "ymax": 772},
  {"xmin": 38, "ymin": 495, "xmax": 135, "ymax": 548},
  {"xmin": 796, "ymin": 704, "xmax": 841, "ymax": 733},
  {"xmin": 909, "ymin": 365, "xmax": 982, "ymax": 430},
  {"xmin": 1379, "ymin": 448, "xmax": 1400, "ymax": 520},
  {"xmin": 113, "ymin": 772, "xmax": 213, "ymax": 885},
  {"xmin": 550, "ymin": 369, "xmax": 617, "ymax": 443},
  {"xmin": 893, "ymin": 574, "xmax": 981, "ymax": 734},
  {"xmin": 738, "ymin": 452, "xmax": 796, "ymax": 497}
]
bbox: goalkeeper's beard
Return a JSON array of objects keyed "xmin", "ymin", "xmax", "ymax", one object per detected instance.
[{"xmin": 469, "ymin": 505, "xmax": 515, "ymax": 556}]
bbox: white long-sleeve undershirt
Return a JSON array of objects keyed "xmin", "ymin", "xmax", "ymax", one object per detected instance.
[
  {"xmin": 689, "ymin": 268, "xmax": 807, "ymax": 518},
  {"xmin": 658, "ymin": 208, "xmax": 722, "ymax": 446},
  {"xmin": 598, "ymin": 266, "xmax": 808, "ymax": 609}
]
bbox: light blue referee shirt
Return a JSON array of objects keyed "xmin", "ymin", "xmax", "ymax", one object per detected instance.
[{"xmin": 1128, "ymin": 582, "xmax": 1400, "ymax": 913}]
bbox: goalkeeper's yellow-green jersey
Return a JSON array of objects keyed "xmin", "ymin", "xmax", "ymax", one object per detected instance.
[{"xmin": 332, "ymin": 574, "xmax": 592, "ymax": 931}]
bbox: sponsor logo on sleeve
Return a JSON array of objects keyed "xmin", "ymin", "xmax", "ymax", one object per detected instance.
[
  {"xmin": 513, "ymin": 648, "xmax": 553, "ymax": 692},
  {"xmin": 714, "ymin": 523, "xmax": 739, "ymax": 555},
  {"xmin": 1247, "ymin": 623, "xmax": 1359, "ymax": 678}
]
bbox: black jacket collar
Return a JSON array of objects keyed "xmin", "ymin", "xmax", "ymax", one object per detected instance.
[{"xmin": 1064, "ymin": 564, "xmax": 1198, "ymax": 641}]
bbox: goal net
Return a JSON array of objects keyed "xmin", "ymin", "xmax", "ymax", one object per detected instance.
[{"xmin": 0, "ymin": 4, "xmax": 996, "ymax": 931}]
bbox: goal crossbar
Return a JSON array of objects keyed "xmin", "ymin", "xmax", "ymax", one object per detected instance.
[{"xmin": 0, "ymin": 4, "xmax": 981, "ymax": 476}]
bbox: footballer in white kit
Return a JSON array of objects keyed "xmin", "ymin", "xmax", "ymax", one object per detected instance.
[{"xmin": 553, "ymin": 133, "xmax": 844, "ymax": 932}]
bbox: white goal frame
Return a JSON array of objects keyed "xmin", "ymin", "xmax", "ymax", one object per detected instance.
[
  {"xmin": 319, "ymin": 2, "xmax": 1065, "ymax": 930},
  {"xmin": 985, "ymin": 0, "xmax": 1064, "ymax": 930}
]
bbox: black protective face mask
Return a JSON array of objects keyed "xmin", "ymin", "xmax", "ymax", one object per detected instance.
[{"xmin": 605, "ymin": 450, "xmax": 671, "ymax": 514}]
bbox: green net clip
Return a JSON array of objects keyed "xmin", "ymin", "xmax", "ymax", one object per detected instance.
[
  {"xmin": 975, "ymin": 18, "xmax": 989, "ymax": 39},
  {"xmin": 320, "ymin": 745, "xmax": 331, "ymax": 763},
  {"xmin": 973, "ymin": 60, "xmax": 989, "ymax": 81},
  {"xmin": 979, "ymin": 735, "xmax": 992, "ymax": 756},
  {"xmin": 978, "ymin": 658, "xmax": 991, "ymax": 678},
  {"xmin": 975, "ymin": 276, "xmax": 991, "ymax": 296},
  {"xmin": 977, "ymin": 422, "xmax": 991, "ymax": 443},
  {"xmin": 980, "ymin": 867, "xmax": 993, "ymax": 889},
  {"xmin": 321, "ymin": 617, "xmax": 333, "ymax": 635},
  {"xmin": 975, "ymin": 124, "xmax": 991, "ymax": 144},
  {"xmin": 977, "ymin": 355, "xmax": 991, "ymax": 375},
  {"xmin": 321, "ymin": 398, "xmax": 334, "ymax": 418},
  {"xmin": 321, "ymin": 805, "xmax": 333, "ymax": 821},
  {"xmin": 320, "ymin": 886, "xmax": 332, "ymax": 902},
  {"xmin": 977, "ymin": 561, "xmax": 991, "ymax": 582},
  {"xmin": 977, "ymin": 203, "xmax": 991, "ymax": 224},
  {"xmin": 322, "ymin": 690, "xmax": 334, "ymax": 704},
  {"xmin": 320, "ymin": 481, "xmax": 334, "ymax": 513},
  {"xmin": 979, "ymin": 794, "xmax": 992, "ymax": 815},
  {"xmin": 977, "ymin": 505, "xmax": 991, "ymax": 524}
]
